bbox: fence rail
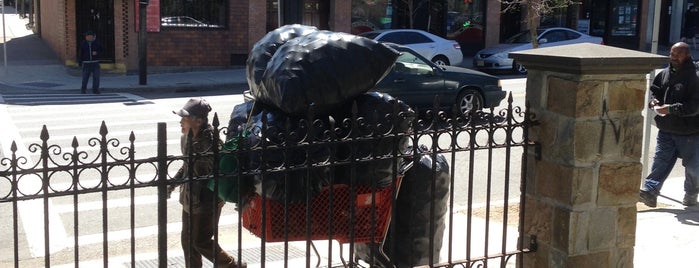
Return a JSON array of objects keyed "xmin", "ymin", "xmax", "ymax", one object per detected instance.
[{"xmin": 0, "ymin": 96, "xmax": 536, "ymax": 268}]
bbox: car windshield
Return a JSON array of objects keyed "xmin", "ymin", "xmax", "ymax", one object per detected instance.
[
  {"xmin": 395, "ymin": 51, "xmax": 433, "ymax": 75},
  {"xmin": 505, "ymin": 29, "xmax": 545, "ymax": 44}
]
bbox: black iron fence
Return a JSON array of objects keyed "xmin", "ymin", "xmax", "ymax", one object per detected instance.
[{"xmin": 0, "ymin": 96, "xmax": 536, "ymax": 268}]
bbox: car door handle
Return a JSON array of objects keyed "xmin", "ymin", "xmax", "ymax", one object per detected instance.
[{"xmin": 393, "ymin": 79, "xmax": 405, "ymax": 83}]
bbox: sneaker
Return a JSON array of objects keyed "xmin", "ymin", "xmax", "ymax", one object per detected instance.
[
  {"xmin": 639, "ymin": 190, "xmax": 657, "ymax": 207},
  {"xmin": 683, "ymin": 194, "xmax": 698, "ymax": 206}
]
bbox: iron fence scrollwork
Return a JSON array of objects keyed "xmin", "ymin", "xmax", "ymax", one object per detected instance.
[{"xmin": 0, "ymin": 95, "xmax": 537, "ymax": 268}]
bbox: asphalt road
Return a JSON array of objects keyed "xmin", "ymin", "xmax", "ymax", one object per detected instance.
[{"xmin": 3, "ymin": 78, "xmax": 637, "ymax": 267}]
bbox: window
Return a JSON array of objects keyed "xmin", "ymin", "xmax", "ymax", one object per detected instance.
[
  {"xmin": 160, "ymin": 0, "xmax": 227, "ymax": 28},
  {"xmin": 541, "ymin": 30, "xmax": 567, "ymax": 43},
  {"xmin": 566, "ymin": 31, "xmax": 581, "ymax": 40},
  {"xmin": 379, "ymin": 32, "xmax": 432, "ymax": 45}
]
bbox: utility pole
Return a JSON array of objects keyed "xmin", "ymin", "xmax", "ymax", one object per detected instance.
[
  {"xmin": 138, "ymin": 0, "xmax": 148, "ymax": 85},
  {"xmin": 642, "ymin": 0, "xmax": 664, "ymax": 180},
  {"xmin": 2, "ymin": 1, "xmax": 7, "ymax": 75}
]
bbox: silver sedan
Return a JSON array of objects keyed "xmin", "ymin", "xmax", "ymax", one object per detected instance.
[{"xmin": 473, "ymin": 27, "xmax": 604, "ymax": 74}]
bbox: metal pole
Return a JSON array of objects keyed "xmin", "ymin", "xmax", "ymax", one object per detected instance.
[
  {"xmin": 157, "ymin": 122, "xmax": 167, "ymax": 268},
  {"xmin": 2, "ymin": 1, "xmax": 7, "ymax": 75},
  {"xmin": 138, "ymin": 1, "xmax": 148, "ymax": 85},
  {"xmin": 642, "ymin": 0, "xmax": 663, "ymax": 180},
  {"xmin": 277, "ymin": 0, "xmax": 282, "ymax": 27},
  {"xmin": 651, "ymin": 0, "xmax": 662, "ymax": 54}
]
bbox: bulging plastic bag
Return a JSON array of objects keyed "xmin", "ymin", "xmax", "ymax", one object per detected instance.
[
  {"xmin": 356, "ymin": 145, "xmax": 450, "ymax": 267},
  {"xmin": 246, "ymin": 24, "xmax": 318, "ymax": 95},
  {"xmin": 332, "ymin": 92, "xmax": 414, "ymax": 187},
  {"xmin": 226, "ymin": 101, "xmax": 333, "ymax": 203},
  {"xmin": 254, "ymin": 30, "xmax": 400, "ymax": 115}
]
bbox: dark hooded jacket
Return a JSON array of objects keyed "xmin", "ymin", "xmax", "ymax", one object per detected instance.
[
  {"xmin": 78, "ymin": 38, "xmax": 103, "ymax": 65},
  {"xmin": 174, "ymin": 125, "xmax": 224, "ymax": 214},
  {"xmin": 650, "ymin": 59, "xmax": 699, "ymax": 135}
]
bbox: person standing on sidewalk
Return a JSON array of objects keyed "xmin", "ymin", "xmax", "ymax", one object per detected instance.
[
  {"xmin": 169, "ymin": 98, "xmax": 246, "ymax": 268},
  {"xmin": 639, "ymin": 42, "xmax": 699, "ymax": 207},
  {"xmin": 78, "ymin": 30, "xmax": 103, "ymax": 94}
]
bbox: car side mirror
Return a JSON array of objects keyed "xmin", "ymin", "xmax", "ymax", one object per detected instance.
[{"xmin": 539, "ymin": 38, "xmax": 548, "ymax": 44}]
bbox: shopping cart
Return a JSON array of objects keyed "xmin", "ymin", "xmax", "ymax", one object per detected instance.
[{"xmin": 242, "ymin": 176, "xmax": 403, "ymax": 267}]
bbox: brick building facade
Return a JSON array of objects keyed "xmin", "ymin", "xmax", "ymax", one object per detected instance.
[{"xmin": 36, "ymin": 0, "xmax": 349, "ymax": 73}]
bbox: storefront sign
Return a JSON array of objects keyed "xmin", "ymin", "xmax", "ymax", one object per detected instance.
[{"xmin": 134, "ymin": 0, "xmax": 161, "ymax": 32}]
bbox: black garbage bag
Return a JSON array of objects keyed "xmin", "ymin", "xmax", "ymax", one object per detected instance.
[
  {"xmin": 332, "ymin": 92, "xmax": 414, "ymax": 187},
  {"xmin": 226, "ymin": 101, "xmax": 333, "ymax": 203},
  {"xmin": 254, "ymin": 30, "xmax": 400, "ymax": 115},
  {"xmin": 246, "ymin": 24, "xmax": 318, "ymax": 95},
  {"xmin": 356, "ymin": 145, "xmax": 450, "ymax": 268}
]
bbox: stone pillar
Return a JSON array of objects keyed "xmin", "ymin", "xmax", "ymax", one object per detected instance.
[{"xmin": 510, "ymin": 43, "xmax": 666, "ymax": 268}]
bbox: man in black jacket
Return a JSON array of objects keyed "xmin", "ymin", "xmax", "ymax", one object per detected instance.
[
  {"xmin": 78, "ymin": 31, "xmax": 103, "ymax": 94},
  {"xmin": 639, "ymin": 42, "xmax": 699, "ymax": 207}
]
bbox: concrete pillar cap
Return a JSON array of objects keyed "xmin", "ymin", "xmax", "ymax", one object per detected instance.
[{"xmin": 509, "ymin": 43, "xmax": 667, "ymax": 75}]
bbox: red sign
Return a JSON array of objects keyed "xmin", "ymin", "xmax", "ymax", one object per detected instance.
[{"xmin": 134, "ymin": 0, "xmax": 161, "ymax": 32}]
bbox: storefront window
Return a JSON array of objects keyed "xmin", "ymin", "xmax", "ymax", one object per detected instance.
[
  {"xmin": 351, "ymin": 1, "xmax": 392, "ymax": 35},
  {"xmin": 610, "ymin": 0, "xmax": 637, "ymax": 36},
  {"xmin": 445, "ymin": 0, "xmax": 484, "ymax": 45},
  {"xmin": 160, "ymin": 0, "xmax": 227, "ymax": 28}
]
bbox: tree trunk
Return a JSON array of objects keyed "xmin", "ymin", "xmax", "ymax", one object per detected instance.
[{"xmin": 528, "ymin": 4, "xmax": 539, "ymax": 48}]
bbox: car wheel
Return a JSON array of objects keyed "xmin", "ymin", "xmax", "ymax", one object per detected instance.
[
  {"xmin": 513, "ymin": 62, "xmax": 527, "ymax": 74},
  {"xmin": 432, "ymin": 55, "xmax": 450, "ymax": 66},
  {"xmin": 457, "ymin": 89, "xmax": 484, "ymax": 116}
]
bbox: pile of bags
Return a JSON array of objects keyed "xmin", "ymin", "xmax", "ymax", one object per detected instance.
[
  {"xmin": 222, "ymin": 24, "xmax": 449, "ymax": 267},
  {"xmin": 229, "ymin": 24, "xmax": 408, "ymax": 202}
]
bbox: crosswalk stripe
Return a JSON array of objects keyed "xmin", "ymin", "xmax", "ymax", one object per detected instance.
[
  {"xmin": 1, "ymin": 93, "xmax": 137, "ymax": 105},
  {"xmin": 0, "ymin": 92, "xmax": 244, "ymax": 264},
  {"xmin": 0, "ymin": 100, "xmax": 68, "ymax": 258}
]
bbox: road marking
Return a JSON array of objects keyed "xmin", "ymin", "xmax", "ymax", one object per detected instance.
[{"xmin": 0, "ymin": 96, "xmax": 68, "ymax": 257}]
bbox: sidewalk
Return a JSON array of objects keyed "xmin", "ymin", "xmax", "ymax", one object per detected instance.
[{"xmin": 0, "ymin": 6, "xmax": 248, "ymax": 94}]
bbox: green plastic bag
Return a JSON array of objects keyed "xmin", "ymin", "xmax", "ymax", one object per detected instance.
[{"xmin": 207, "ymin": 135, "xmax": 244, "ymax": 203}]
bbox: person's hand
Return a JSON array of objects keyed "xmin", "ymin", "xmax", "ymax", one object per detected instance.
[
  {"xmin": 653, "ymin": 104, "xmax": 669, "ymax": 116},
  {"xmin": 167, "ymin": 185, "xmax": 177, "ymax": 199},
  {"xmin": 649, "ymin": 99, "xmax": 660, "ymax": 108}
]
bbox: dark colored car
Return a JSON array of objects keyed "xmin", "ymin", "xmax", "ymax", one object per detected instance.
[
  {"xmin": 243, "ymin": 44, "xmax": 505, "ymax": 117},
  {"xmin": 372, "ymin": 44, "xmax": 505, "ymax": 116}
]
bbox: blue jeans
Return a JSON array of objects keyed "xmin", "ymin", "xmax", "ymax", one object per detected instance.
[
  {"xmin": 81, "ymin": 62, "xmax": 100, "ymax": 93},
  {"xmin": 643, "ymin": 130, "xmax": 699, "ymax": 196}
]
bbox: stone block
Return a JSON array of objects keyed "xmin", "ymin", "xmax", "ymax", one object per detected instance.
[
  {"xmin": 535, "ymin": 160, "xmax": 593, "ymax": 205},
  {"xmin": 616, "ymin": 206, "xmax": 637, "ymax": 248},
  {"xmin": 607, "ymin": 80, "xmax": 646, "ymax": 111},
  {"xmin": 598, "ymin": 163, "xmax": 643, "ymax": 206},
  {"xmin": 612, "ymin": 247, "xmax": 634, "ymax": 268},
  {"xmin": 526, "ymin": 72, "xmax": 546, "ymax": 109},
  {"xmin": 553, "ymin": 209, "xmax": 594, "ymax": 255},
  {"xmin": 547, "ymin": 77, "xmax": 604, "ymax": 118},
  {"xmin": 589, "ymin": 208, "xmax": 616, "ymax": 251},
  {"xmin": 524, "ymin": 196, "xmax": 553, "ymax": 244},
  {"xmin": 594, "ymin": 112, "xmax": 644, "ymax": 160},
  {"xmin": 522, "ymin": 242, "xmax": 553, "ymax": 268},
  {"xmin": 567, "ymin": 251, "xmax": 611, "ymax": 267},
  {"xmin": 572, "ymin": 120, "xmax": 603, "ymax": 163}
]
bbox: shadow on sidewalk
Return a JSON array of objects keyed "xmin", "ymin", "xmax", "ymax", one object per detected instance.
[{"xmin": 0, "ymin": 34, "xmax": 60, "ymax": 65}]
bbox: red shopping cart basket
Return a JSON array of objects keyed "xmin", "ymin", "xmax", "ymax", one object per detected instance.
[{"xmin": 242, "ymin": 177, "xmax": 402, "ymax": 244}]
